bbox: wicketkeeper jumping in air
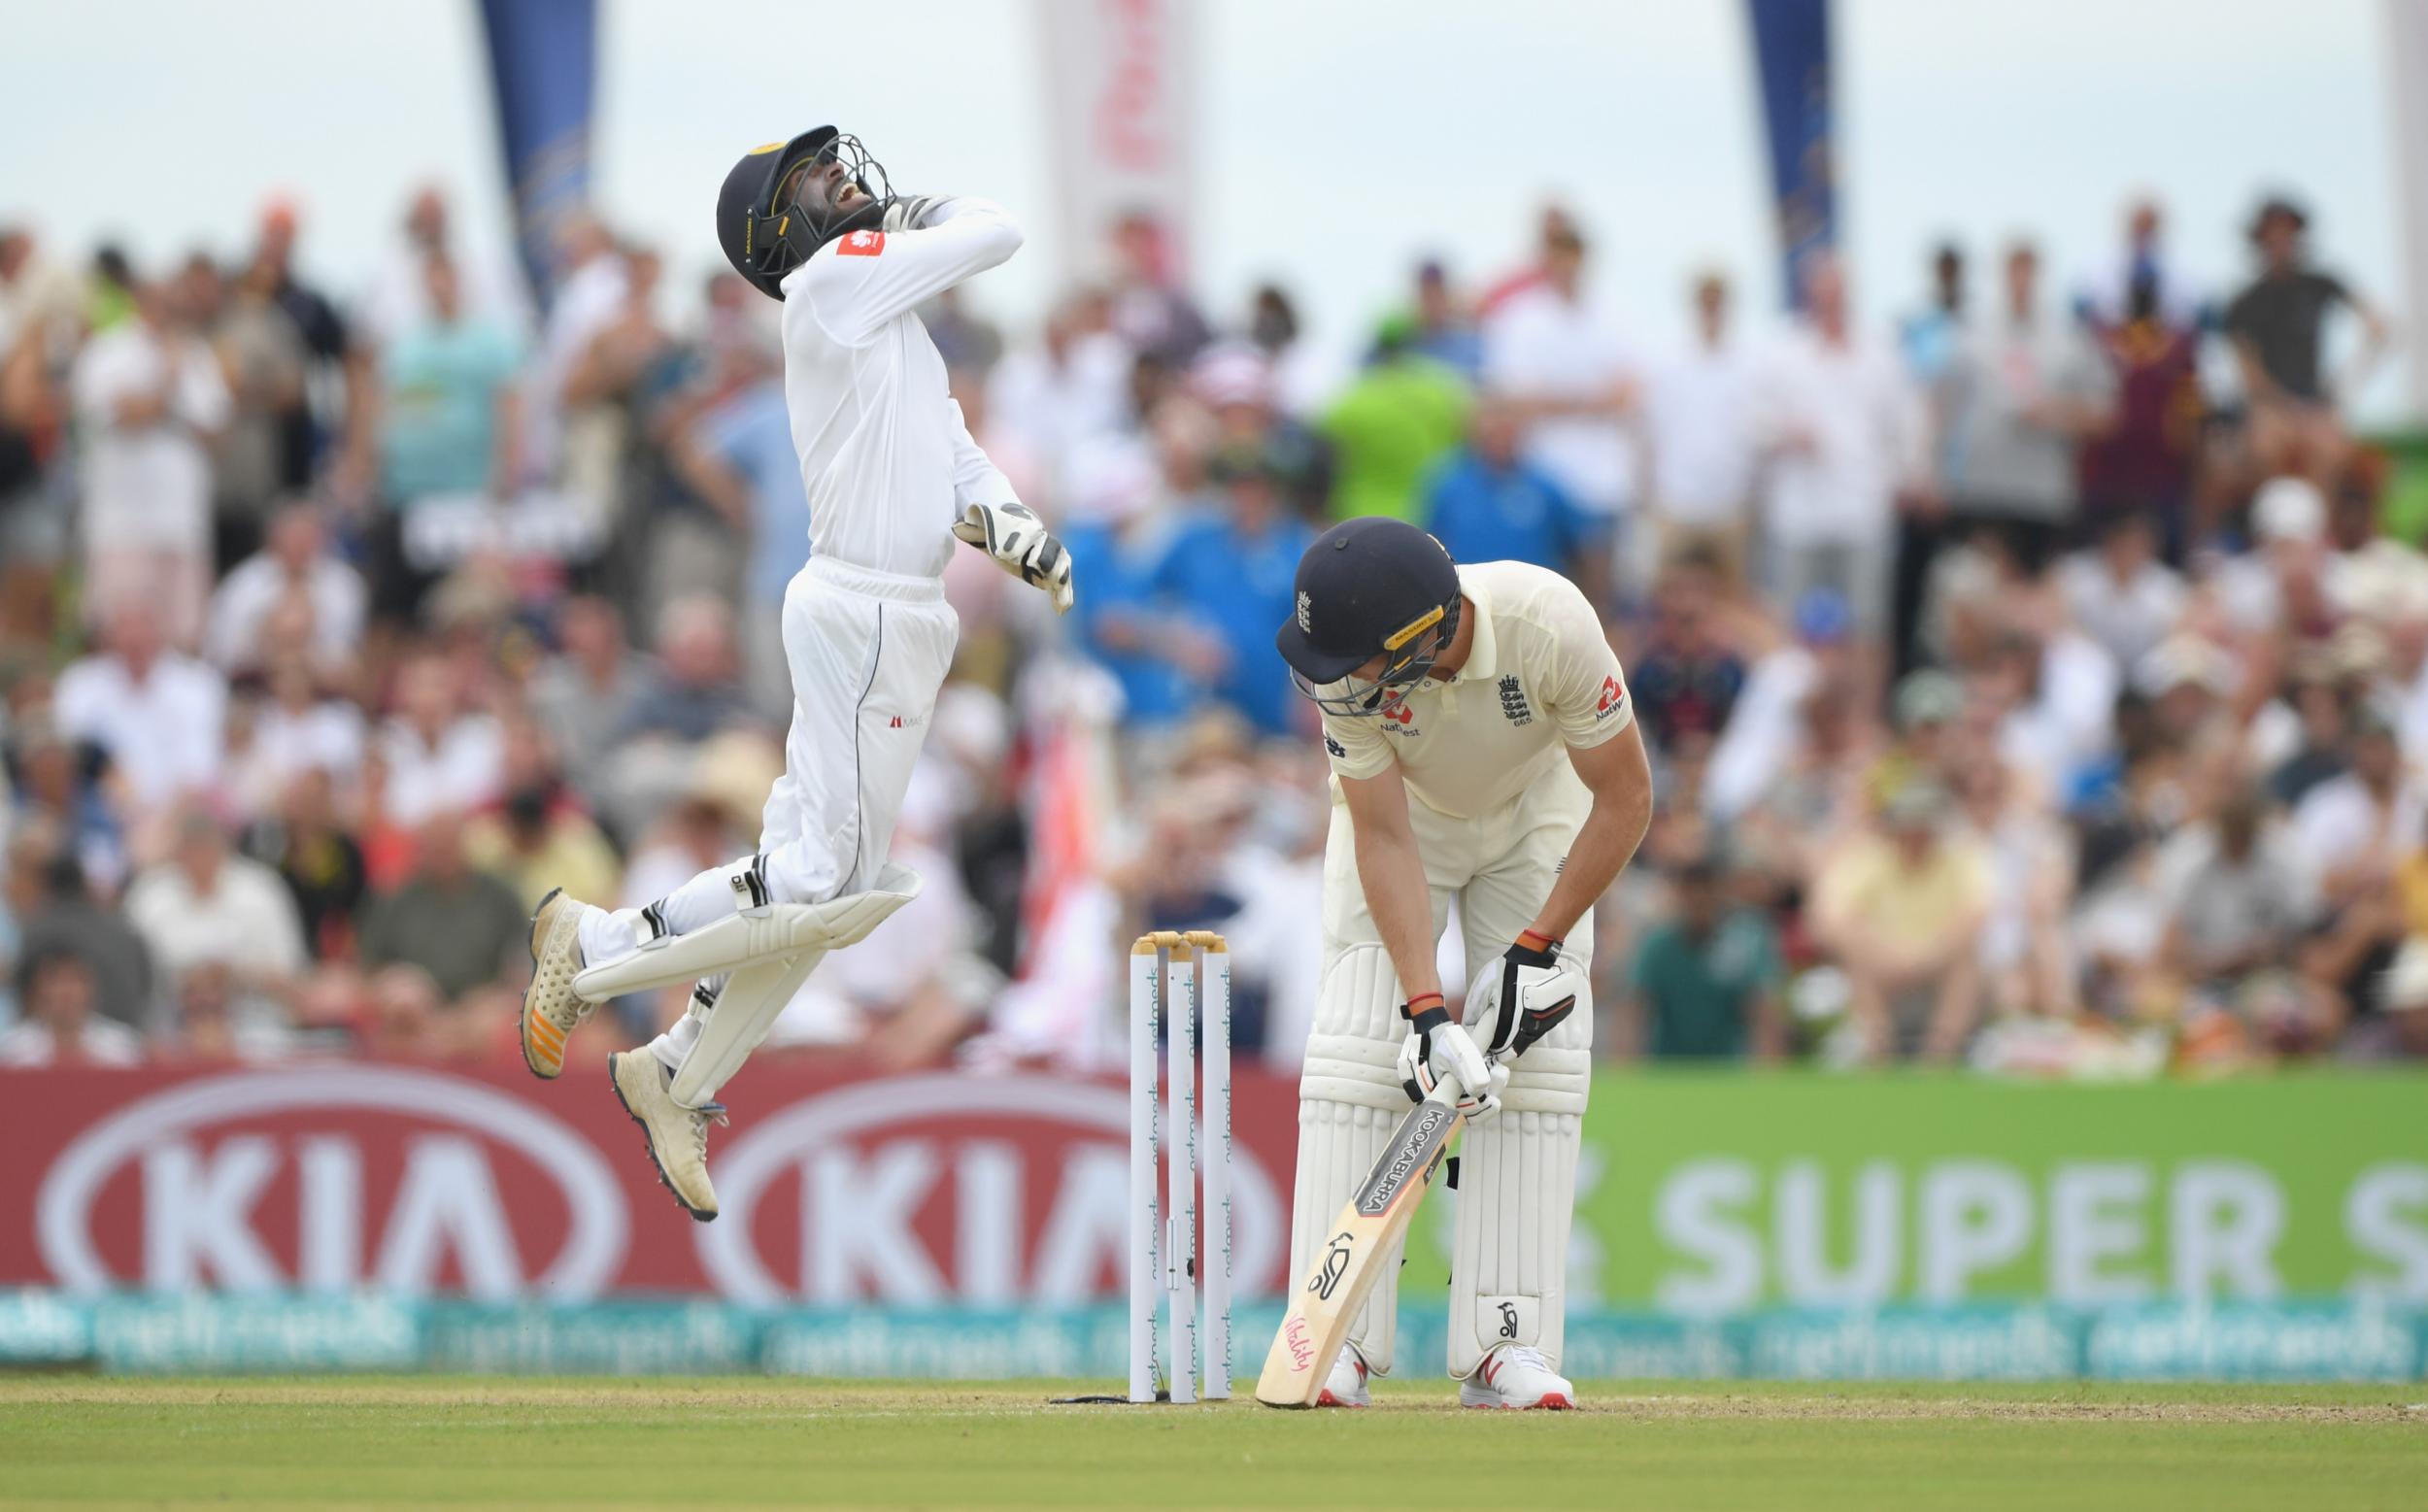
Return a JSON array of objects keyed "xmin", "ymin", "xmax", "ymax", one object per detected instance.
[
  {"xmin": 1274, "ymin": 518, "xmax": 1653, "ymax": 1409},
  {"xmin": 516, "ymin": 126, "xmax": 1073, "ymax": 1220}
]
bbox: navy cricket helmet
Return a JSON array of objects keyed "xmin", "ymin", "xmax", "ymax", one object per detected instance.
[
  {"xmin": 715, "ymin": 125, "xmax": 893, "ymax": 300},
  {"xmin": 1274, "ymin": 517, "xmax": 1463, "ymax": 719}
]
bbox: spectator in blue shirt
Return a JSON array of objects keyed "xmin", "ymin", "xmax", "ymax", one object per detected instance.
[
  {"xmin": 1155, "ymin": 446, "xmax": 1316, "ymax": 738},
  {"xmin": 1422, "ymin": 395, "xmax": 1603, "ymax": 590},
  {"xmin": 1059, "ymin": 436, "xmax": 1213, "ymax": 732}
]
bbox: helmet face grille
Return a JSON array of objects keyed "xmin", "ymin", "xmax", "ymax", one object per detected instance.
[
  {"xmin": 720, "ymin": 126, "xmax": 892, "ymax": 300},
  {"xmin": 1289, "ymin": 597, "xmax": 1463, "ymax": 720},
  {"xmin": 760, "ymin": 132, "xmax": 891, "ymax": 271}
]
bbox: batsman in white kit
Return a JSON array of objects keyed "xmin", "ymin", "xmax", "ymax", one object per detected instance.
[
  {"xmin": 1269, "ymin": 518, "xmax": 1651, "ymax": 1409},
  {"xmin": 515, "ymin": 126, "xmax": 1072, "ymax": 1220}
]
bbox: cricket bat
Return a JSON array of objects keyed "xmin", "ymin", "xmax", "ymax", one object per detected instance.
[{"xmin": 1255, "ymin": 998, "xmax": 1574, "ymax": 1407}]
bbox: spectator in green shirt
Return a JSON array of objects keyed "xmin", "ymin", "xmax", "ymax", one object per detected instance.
[
  {"xmin": 1620, "ymin": 854, "xmax": 1786, "ymax": 1059},
  {"xmin": 1317, "ymin": 317, "xmax": 1468, "ymax": 522},
  {"xmin": 375, "ymin": 255, "xmax": 523, "ymax": 506}
]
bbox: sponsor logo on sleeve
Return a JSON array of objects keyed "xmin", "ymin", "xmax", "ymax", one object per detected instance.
[
  {"xmin": 1324, "ymin": 735, "xmax": 1347, "ymax": 760},
  {"xmin": 836, "ymin": 229, "xmax": 886, "ymax": 257},
  {"xmin": 1498, "ymin": 674, "xmax": 1534, "ymax": 726},
  {"xmin": 1595, "ymin": 674, "xmax": 1628, "ymax": 721}
]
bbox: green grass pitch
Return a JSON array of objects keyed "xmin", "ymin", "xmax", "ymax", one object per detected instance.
[{"xmin": 2, "ymin": 1377, "xmax": 2422, "ymax": 1510}]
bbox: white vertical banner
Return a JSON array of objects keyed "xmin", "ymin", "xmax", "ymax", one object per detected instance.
[
  {"xmin": 2391, "ymin": 0, "xmax": 2428, "ymax": 420},
  {"xmin": 1033, "ymin": 0, "xmax": 1199, "ymax": 280}
]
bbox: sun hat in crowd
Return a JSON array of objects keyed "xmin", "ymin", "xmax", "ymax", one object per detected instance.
[
  {"xmin": 1880, "ymin": 776, "xmax": 1953, "ymax": 831},
  {"xmin": 2135, "ymin": 634, "xmax": 2237, "ymax": 698},
  {"xmin": 1891, "ymin": 669, "xmax": 1966, "ymax": 732},
  {"xmin": 2252, "ymin": 477, "xmax": 2326, "ymax": 545},
  {"xmin": 2378, "ymin": 939, "xmax": 2428, "ymax": 1014}
]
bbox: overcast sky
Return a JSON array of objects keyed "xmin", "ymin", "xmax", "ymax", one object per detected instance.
[{"xmin": 2, "ymin": 0, "xmax": 2408, "ymax": 416}]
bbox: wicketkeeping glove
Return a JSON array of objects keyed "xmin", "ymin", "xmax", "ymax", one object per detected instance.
[
  {"xmin": 954, "ymin": 499, "xmax": 1075, "ymax": 613},
  {"xmin": 1396, "ymin": 992, "xmax": 1507, "ymax": 1121},
  {"xmin": 882, "ymin": 194, "xmax": 953, "ymax": 233}
]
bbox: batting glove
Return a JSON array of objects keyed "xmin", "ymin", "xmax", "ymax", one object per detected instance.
[
  {"xmin": 1396, "ymin": 993, "xmax": 1506, "ymax": 1120},
  {"xmin": 1463, "ymin": 929, "xmax": 1585, "ymax": 1060}
]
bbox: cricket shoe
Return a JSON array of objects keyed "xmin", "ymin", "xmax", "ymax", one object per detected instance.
[
  {"xmin": 519, "ymin": 889, "xmax": 596, "ymax": 1079},
  {"xmin": 608, "ymin": 1050, "xmax": 724, "ymax": 1221},
  {"xmin": 1459, "ymin": 1345, "xmax": 1574, "ymax": 1410},
  {"xmin": 1317, "ymin": 1344, "xmax": 1370, "ymax": 1408}
]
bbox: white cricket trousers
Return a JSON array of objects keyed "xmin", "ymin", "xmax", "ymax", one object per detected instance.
[
  {"xmin": 605, "ymin": 554, "xmax": 959, "ymax": 968},
  {"xmin": 759, "ymin": 556, "xmax": 960, "ymax": 903}
]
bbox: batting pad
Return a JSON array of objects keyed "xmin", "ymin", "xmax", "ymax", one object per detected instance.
[
  {"xmin": 1447, "ymin": 1107, "xmax": 1582, "ymax": 1379},
  {"xmin": 1299, "ymin": 944, "xmax": 1414, "ymax": 1112},
  {"xmin": 572, "ymin": 861, "xmax": 922, "ymax": 1001},
  {"xmin": 1292, "ymin": 942, "xmax": 1414, "ymax": 1374}
]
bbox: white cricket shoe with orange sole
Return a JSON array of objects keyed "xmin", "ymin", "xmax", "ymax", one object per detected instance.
[
  {"xmin": 519, "ymin": 888, "xmax": 595, "ymax": 1079},
  {"xmin": 1317, "ymin": 1343, "xmax": 1369, "ymax": 1407},
  {"xmin": 1459, "ymin": 1344, "xmax": 1574, "ymax": 1410}
]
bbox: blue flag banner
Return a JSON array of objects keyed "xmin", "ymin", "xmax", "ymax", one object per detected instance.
[
  {"xmin": 478, "ymin": 0, "xmax": 598, "ymax": 311},
  {"xmin": 1744, "ymin": 0, "xmax": 1835, "ymax": 307}
]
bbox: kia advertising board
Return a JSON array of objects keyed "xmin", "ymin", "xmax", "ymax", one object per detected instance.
[
  {"xmin": 4, "ymin": 1064, "xmax": 2425, "ymax": 1382},
  {"xmin": 0, "ymin": 1062, "xmax": 1298, "ymax": 1302}
]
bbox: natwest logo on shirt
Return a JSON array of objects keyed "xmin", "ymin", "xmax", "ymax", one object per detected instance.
[
  {"xmin": 1382, "ymin": 702, "xmax": 1416, "ymax": 728},
  {"xmin": 836, "ymin": 229, "xmax": 887, "ymax": 257},
  {"xmin": 1596, "ymin": 675, "xmax": 1628, "ymax": 720}
]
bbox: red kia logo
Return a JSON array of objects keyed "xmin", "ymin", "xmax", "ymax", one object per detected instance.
[
  {"xmin": 35, "ymin": 1068, "xmax": 626, "ymax": 1299},
  {"xmin": 695, "ymin": 1072, "xmax": 1284, "ymax": 1305}
]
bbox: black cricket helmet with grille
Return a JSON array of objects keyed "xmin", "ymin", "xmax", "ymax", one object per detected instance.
[
  {"xmin": 1274, "ymin": 517, "xmax": 1464, "ymax": 720},
  {"xmin": 715, "ymin": 125, "xmax": 893, "ymax": 300}
]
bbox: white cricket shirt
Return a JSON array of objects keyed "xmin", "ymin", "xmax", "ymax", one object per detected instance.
[
  {"xmin": 1318, "ymin": 560, "xmax": 1634, "ymax": 820},
  {"xmin": 778, "ymin": 200, "xmax": 1026, "ymax": 579}
]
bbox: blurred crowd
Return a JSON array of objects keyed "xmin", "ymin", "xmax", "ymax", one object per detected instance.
[{"xmin": 0, "ymin": 180, "xmax": 2421, "ymax": 1080}]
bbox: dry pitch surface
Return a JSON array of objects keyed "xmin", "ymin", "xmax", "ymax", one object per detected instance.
[{"xmin": 2, "ymin": 1377, "xmax": 2422, "ymax": 1510}]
